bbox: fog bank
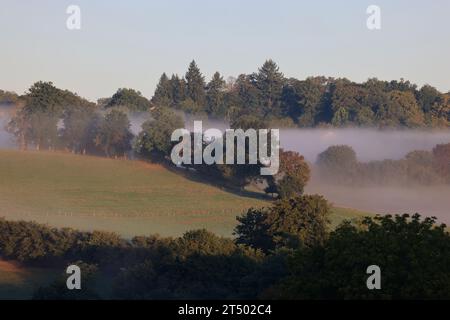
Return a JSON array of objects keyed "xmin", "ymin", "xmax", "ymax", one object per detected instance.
[
  {"xmin": 0, "ymin": 105, "xmax": 14, "ymax": 149},
  {"xmin": 280, "ymin": 128, "xmax": 450, "ymax": 162},
  {"xmin": 306, "ymin": 181, "xmax": 450, "ymax": 225},
  {"xmin": 180, "ymin": 119, "xmax": 450, "ymax": 162},
  {"xmin": 2, "ymin": 110, "xmax": 450, "ymax": 224}
]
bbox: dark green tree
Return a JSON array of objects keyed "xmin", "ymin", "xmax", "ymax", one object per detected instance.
[
  {"xmin": 61, "ymin": 103, "xmax": 99, "ymax": 154},
  {"xmin": 170, "ymin": 74, "xmax": 186, "ymax": 107},
  {"xmin": 316, "ymin": 145, "xmax": 358, "ymax": 183},
  {"xmin": 274, "ymin": 214, "xmax": 450, "ymax": 299},
  {"xmin": 235, "ymin": 195, "xmax": 331, "ymax": 253},
  {"xmin": 134, "ymin": 107, "xmax": 184, "ymax": 161},
  {"xmin": 32, "ymin": 261, "xmax": 100, "ymax": 300},
  {"xmin": 184, "ymin": 60, "xmax": 206, "ymax": 111},
  {"xmin": 265, "ymin": 150, "xmax": 311, "ymax": 199},
  {"xmin": 95, "ymin": 109, "xmax": 133, "ymax": 157},
  {"xmin": 281, "ymin": 77, "xmax": 329, "ymax": 126},
  {"xmin": 206, "ymin": 72, "xmax": 226, "ymax": 116},
  {"xmin": 152, "ymin": 73, "xmax": 173, "ymax": 107},
  {"xmin": 254, "ymin": 60, "xmax": 285, "ymax": 116},
  {"xmin": 106, "ymin": 88, "xmax": 150, "ymax": 112}
]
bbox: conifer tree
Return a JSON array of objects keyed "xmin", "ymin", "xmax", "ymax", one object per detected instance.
[
  {"xmin": 206, "ymin": 72, "xmax": 226, "ymax": 116},
  {"xmin": 152, "ymin": 73, "xmax": 173, "ymax": 106},
  {"xmin": 185, "ymin": 60, "xmax": 206, "ymax": 110},
  {"xmin": 254, "ymin": 60, "xmax": 285, "ymax": 116}
]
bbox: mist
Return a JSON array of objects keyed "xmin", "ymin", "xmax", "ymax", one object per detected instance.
[
  {"xmin": 0, "ymin": 104, "xmax": 14, "ymax": 149},
  {"xmin": 306, "ymin": 181, "xmax": 450, "ymax": 225},
  {"xmin": 2, "ymin": 109, "xmax": 450, "ymax": 224},
  {"xmin": 279, "ymin": 128, "xmax": 450, "ymax": 163},
  {"xmin": 170, "ymin": 118, "xmax": 450, "ymax": 223},
  {"xmin": 277, "ymin": 127, "xmax": 450, "ymax": 224}
]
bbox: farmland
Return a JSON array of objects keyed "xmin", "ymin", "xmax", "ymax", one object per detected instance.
[{"xmin": 0, "ymin": 150, "xmax": 368, "ymax": 237}]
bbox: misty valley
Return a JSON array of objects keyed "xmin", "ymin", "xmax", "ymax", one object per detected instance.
[
  {"xmin": 2, "ymin": 102, "xmax": 450, "ymax": 216},
  {"xmin": 2, "ymin": 102, "xmax": 450, "ymax": 224},
  {"xmin": 1, "ymin": 58, "xmax": 450, "ymax": 300}
]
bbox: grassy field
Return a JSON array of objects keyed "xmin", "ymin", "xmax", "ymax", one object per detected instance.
[
  {"xmin": 0, "ymin": 150, "xmax": 370, "ymax": 237},
  {"xmin": 0, "ymin": 150, "xmax": 373, "ymax": 299}
]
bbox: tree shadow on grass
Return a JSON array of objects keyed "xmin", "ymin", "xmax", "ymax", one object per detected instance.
[{"xmin": 157, "ymin": 161, "xmax": 273, "ymax": 202}]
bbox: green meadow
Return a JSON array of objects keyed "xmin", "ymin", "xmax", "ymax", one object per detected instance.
[
  {"xmin": 0, "ymin": 150, "xmax": 369, "ymax": 238},
  {"xmin": 0, "ymin": 149, "xmax": 373, "ymax": 299}
]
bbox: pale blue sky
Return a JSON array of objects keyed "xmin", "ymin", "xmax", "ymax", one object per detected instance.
[{"xmin": 1, "ymin": 0, "xmax": 449, "ymax": 101}]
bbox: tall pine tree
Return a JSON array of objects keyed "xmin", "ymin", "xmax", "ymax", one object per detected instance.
[
  {"xmin": 170, "ymin": 74, "xmax": 186, "ymax": 107},
  {"xmin": 152, "ymin": 73, "xmax": 172, "ymax": 106},
  {"xmin": 185, "ymin": 60, "xmax": 206, "ymax": 110},
  {"xmin": 254, "ymin": 60, "xmax": 285, "ymax": 116},
  {"xmin": 206, "ymin": 72, "xmax": 226, "ymax": 116}
]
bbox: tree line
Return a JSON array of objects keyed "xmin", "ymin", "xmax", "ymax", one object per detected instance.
[
  {"xmin": 1, "ymin": 195, "xmax": 449, "ymax": 299},
  {"xmin": 3, "ymin": 61, "xmax": 450, "ymax": 195},
  {"xmin": 152, "ymin": 60, "xmax": 450, "ymax": 128},
  {"xmin": 5, "ymin": 81, "xmax": 310, "ymax": 198},
  {"xmin": 6, "ymin": 82, "xmax": 136, "ymax": 155},
  {"xmin": 316, "ymin": 143, "xmax": 450, "ymax": 186}
]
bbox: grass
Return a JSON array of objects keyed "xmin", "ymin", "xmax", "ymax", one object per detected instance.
[
  {"xmin": 0, "ymin": 149, "xmax": 370, "ymax": 238},
  {"xmin": 330, "ymin": 206, "xmax": 374, "ymax": 228},
  {"xmin": 0, "ymin": 149, "xmax": 373, "ymax": 299}
]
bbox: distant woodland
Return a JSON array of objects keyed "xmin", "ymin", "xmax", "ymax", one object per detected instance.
[{"xmin": 2, "ymin": 59, "xmax": 450, "ymax": 130}]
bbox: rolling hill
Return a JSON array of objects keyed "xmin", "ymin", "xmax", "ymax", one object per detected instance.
[{"xmin": 0, "ymin": 150, "xmax": 369, "ymax": 237}]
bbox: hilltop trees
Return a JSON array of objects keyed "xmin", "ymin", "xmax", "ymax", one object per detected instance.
[
  {"xmin": 20, "ymin": 81, "xmax": 64, "ymax": 150},
  {"xmin": 95, "ymin": 109, "xmax": 133, "ymax": 158},
  {"xmin": 232, "ymin": 74, "xmax": 261, "ymax": 117},
  {"xmin": 6, "ymin": 82, "xmax": 137, "ymax": 157},
  {"xmin": 4, "ymin": 61, "xmax": 450, "ymax": 158},
  {"xmin": 134, "ymin": 107, "xmax": 184, "ymax": 161},
  {"xmin": 206, "ymin": 72, "xmax": 226, "ymax": 116},
  {"xmin": 150, "ymin": 61, "xmax": 450, "ymax": 128},
  {"xmin": 184, "ymin": 60, "xmax": 206, "ymax": 112},
  {"xmin": 61, "ymin": 99, "xmax": 99, "ymax": 154},
  {"xmin": 383, "ymin": 90, "xmax": 425, "ymax": 127},
  {"xmin": 281, "ymin": 77, "xmax": 329, "ymax": 126},
  {"xmin": 105, "ymin": 88, "xmax": 151, "ymax": 112},
  {"xmin": 0, "ymin": 90, "xmax": 20, "ymax": 105},
  {"xmin": 254, "ymin": 59, "xmax": 285, "ymax": 117},
  {"xmin": 152, "ymin": 73, "xmax": 172, "ymax": 107},
  {"xmin": 7, "ymin": 81, "xmax": 94, "ymax": 151}
]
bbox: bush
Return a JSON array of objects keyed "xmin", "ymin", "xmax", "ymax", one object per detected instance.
[
  {"xmin": 273, "ymin": 214, "xmax": 450, "ymax": 299},
  {"xmin": 235, "ymin": 195, "xmax": 331, "ymax": 253}
]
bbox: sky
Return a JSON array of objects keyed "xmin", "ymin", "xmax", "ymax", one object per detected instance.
[{"xmin": 0, "ymin": 0, "xmax": 449, "ymax": 101}]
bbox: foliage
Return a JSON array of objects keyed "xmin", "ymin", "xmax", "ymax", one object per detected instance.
[
  {"xmin": 184, "ymin": 60, "xmax": 206, "ymax": 112},
  {"xmin": 273, "ymin": 214, "xmax": 450, "ymax": 299},
  {"xmin": 235, "ymin": 195, "xmax": 331, "ymax": 253},
  {"xmin": 433, "ymin": 143, "xmax": 450, "ymax": 182},
  {"xmin": 1, "ymin": 209, "xmax": 449, "ymax": 299},
  {"xmin": 95, "ymin": 109, "xmax": 133, "ymax": 157},
  {"xmin": 150, "ymin": 61, "xmax": 450, "ymax": 128},
  {"xmin": 32, "ymin": 261, "xmax": 100, "ymax": 300},
  {"xmin": 317, "ymin": 144, "xmax": 448, "ymax": 186},
  {"xmin": 134, "ymin": 107, "xmax": 184, "ymax": 161},
  {"xmin": 316, "ymin": 145, "xmax": 358, "ymax": 184},
  {"xmin": 265, "ymin": 150, "xmax": 311, "ymax": 199},
  {"xmin": 105, "ymin": 88, "xmax": 150, "ymax": 111}
]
